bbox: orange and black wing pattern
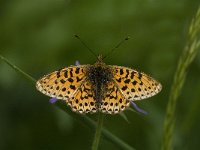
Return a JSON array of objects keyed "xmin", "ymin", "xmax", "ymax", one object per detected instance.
[
  {"xmin": 100, "ymin": 81, "xmax": 130, "ymax": 114},
  {"xmin": 111, "ymin": 65, "xmax": 162, "ymax": 101}
]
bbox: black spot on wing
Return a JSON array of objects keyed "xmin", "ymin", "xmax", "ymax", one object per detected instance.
[
  {"xmin": 70, "ymin": 85, "xmax": 76, "ymax": 90},
  {"xmin": 124, "ymin": 79, "xmax": 130, "ymax": 84},
  {"xmin": 75, "ymin": 68, "xmax": 80, "ymax": 74},
  {"xmin": 122, "ymin": 86, "xmax": 128, "ymax": 91},
  {"xmin": 64, "ymin": 70, "xmax": 68, "ymax": 78},
  {"xmin": 68, "ymin": 78, "xmax": 74, "ymax": 83},
  {"xmin": 120, "ymin": 69, "xmax": 124, "ymax": 75}
]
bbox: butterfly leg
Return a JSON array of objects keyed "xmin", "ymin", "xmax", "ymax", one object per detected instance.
[{"xmin": 130, "ymin": 101, "xmax": 148, "ymax": 115}]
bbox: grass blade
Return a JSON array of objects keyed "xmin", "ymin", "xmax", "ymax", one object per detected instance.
[
  {"xmin": 92, "ymin": 113, "xmax": 104, "ymax": 150},
  {"xmin": 161, "ymin": 6, "xmax": 200, "ymax": 150},
  {"xmin": 0, "ymin": 55, "xmax": 36, "ymax": 84}
]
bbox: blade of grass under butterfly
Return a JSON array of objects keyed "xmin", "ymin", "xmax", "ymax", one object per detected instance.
[
  {"xmin": 161, "ymin": 6, "xmax": 200, "ymax": 150},
  {"xmin": 0, "ymin": 55, "xmax": 36, "ymax": 84}
]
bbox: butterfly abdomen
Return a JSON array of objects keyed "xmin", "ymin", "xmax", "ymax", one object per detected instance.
[{"xmin": 86, "ymin": 64, "xmax": 113, "ymax": 105}]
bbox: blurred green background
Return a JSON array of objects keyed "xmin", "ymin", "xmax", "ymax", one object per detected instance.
[{"xmin": 0, "ymin": 0, "xmax": 200, "ymax": 150}]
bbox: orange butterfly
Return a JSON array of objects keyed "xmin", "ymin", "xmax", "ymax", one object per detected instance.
[{"xmin": 36, "ymin": 55, "xmax": 162, "ymax": 114}]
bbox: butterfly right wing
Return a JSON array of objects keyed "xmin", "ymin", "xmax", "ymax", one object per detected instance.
[
  {"xmin": 68, "ymin": 80, "xmax": 97, "ymax": 114},
  {"xmin": 100, "ymin": 81, "xmax": 130, "ymax": 114},
  {"xmin": 99, "ymin": 65, "xmax": 162, "ymax": 114},
  {"xmin": 111, "ymin": 65, "xmax": 162, "ymax": 101}
]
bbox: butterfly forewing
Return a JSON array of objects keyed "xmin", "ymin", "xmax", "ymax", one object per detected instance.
[
  {"xmin": 36, "ymin": 65, "xmax": 87, "ymax": 100},
  {"xmin": 111, "ymin": 66, "xmax": 162, "ymax": 101}
]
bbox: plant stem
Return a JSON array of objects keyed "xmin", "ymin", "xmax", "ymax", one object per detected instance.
[
  {"xmin": 161, "ymin": 6, "xmax": 200, "ymax": 150},
  {"xmin": 92, "ymin": 113, "xmax": 104, "ymax": 150},
  {"xmin": 0, "ymin": 55, "xmax": 36, "ymax": 84},
  {"xmin": 57, "ymin": 102, "xmax": 135, "ymax": 150}
]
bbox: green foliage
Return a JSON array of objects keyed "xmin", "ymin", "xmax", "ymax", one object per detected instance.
[{"xmin": 1, "ymin": 1, "xmax": 200, "ymax": 150}]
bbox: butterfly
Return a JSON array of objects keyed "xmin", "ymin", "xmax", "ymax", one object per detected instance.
[{"xmin": 36, "ymin": 55, "xmax": 162, "ymax": 114}]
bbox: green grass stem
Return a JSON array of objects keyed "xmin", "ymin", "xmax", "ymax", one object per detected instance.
[
  {"xmin": 92, "ymin": 113, "xmax": 104, "ymax": 150},
  {"xmin": 161, "ymin": 6, "xmax": 200, "ymax": 150},
  {"xmin": 0, "ymin": 55, "xmax": 36, "ymax": 84}
]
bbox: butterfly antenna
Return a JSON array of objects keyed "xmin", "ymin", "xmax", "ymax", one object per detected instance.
[
  {"xmin": 74, "ymin": 34, "xmax": 97, "ymax": 58},
  {"xmin": 103, "ymin": 36, "xmax": 130, "ymax": 60}
]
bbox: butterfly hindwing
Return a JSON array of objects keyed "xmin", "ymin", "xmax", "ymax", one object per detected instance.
[
  {"xmin": 111, "ymin": 66, "xmax": 162, "ymax": 101},
  {"xmin": 100, "ymin": 81, "xmax": 130, "ymax": 114},
  {"xmin": 68, "ymin": 80, "xmax": 97, "ymax": 113}
]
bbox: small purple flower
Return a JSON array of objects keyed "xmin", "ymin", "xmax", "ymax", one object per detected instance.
[
  {"xmin": 130, "ymin": 101, "xmax": 148, "ymax": 115},
  {"xmin": 49, "ymin": 98, "xmax": 58, "ymax": 104},
  {"xmin": 75, "ymin": 60, "xmax": 80, "ymax": 66}
]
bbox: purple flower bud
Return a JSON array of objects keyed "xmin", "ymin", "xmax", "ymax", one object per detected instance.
[
  {"xmin": 75, "ymin": 60, "xmax": 80, "ymax": 66},
  {"xmin": 130, "ymin": 101, "xmax": 148, "ymax": 115},
  {"xmin": 49, "ymin": 98, "xmax": 58, "ymax": 104}
]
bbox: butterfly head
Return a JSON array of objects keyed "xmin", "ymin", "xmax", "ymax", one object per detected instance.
[{"xmin": 96, "ymin": 54, "xmax": 105, "ymax": 64}]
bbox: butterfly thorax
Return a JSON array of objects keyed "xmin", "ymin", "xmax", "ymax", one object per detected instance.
[
  {"xmin": 86, "ymin": 62, "xmax": 113, "ymax": 106},
  {"xmin": 96, "ymin": 54, "xmax": 104, "ymax": 64}
]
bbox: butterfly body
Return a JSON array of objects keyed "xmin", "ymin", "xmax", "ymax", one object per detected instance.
[
  {"xmin": 36, "ymin": 55, "xmax": 162, "ymax": 114},
  {"xmin": 86, "ymin": 63, "xmax": 113, "ymax": 104}
]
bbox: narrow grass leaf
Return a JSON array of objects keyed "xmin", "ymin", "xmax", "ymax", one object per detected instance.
[{"xmin": 161, "ymin": 6, "xmax": 200, "ymax": 150}]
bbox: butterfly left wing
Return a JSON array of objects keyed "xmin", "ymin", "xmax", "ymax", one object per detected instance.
[
  {"xmin": 110, "ymin": 65, "xmax": 162, "ymax": 101},
  {"xmin": 36, "ymin": 65, "xmax": 97, "ymax": 114},
  {"xmin": 36, "ymin": 65, "xmax": 87, "ymax": 100}
]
